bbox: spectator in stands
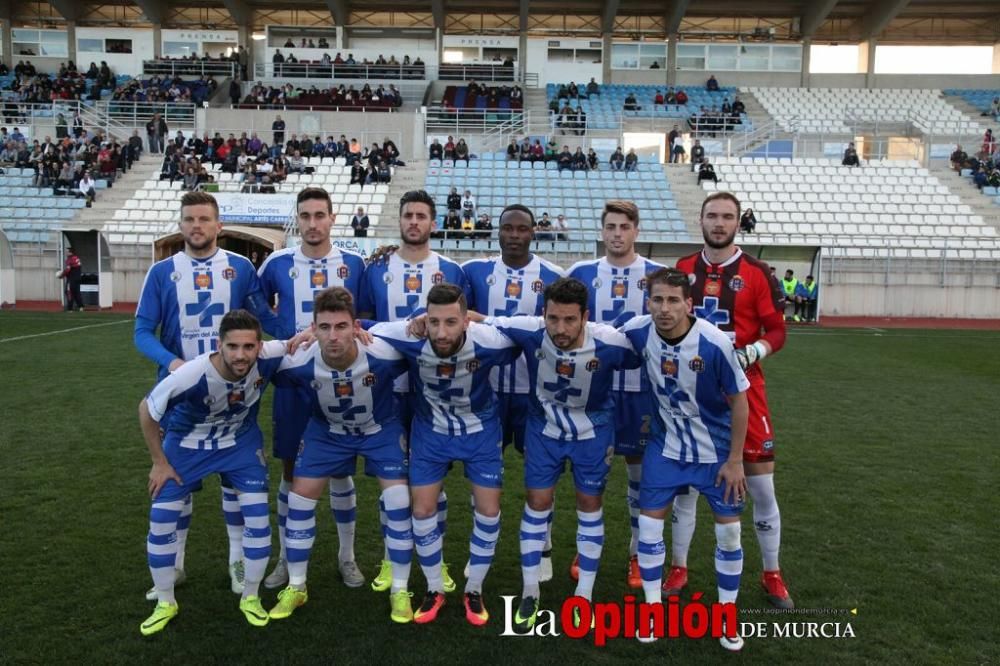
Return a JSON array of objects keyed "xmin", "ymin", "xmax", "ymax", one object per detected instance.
[
  {"xmin": 56, "ymin": 113, "xmax": 68, "ymax": 139},
  {"xmin": 454, "ymin": 138, "xmax": 470, "ymax": 165},
  {"xmin": 461, "ymin": 190, "xmax": 476, "ymax": 222},
  {"xmin": 740, "ymin": 208, "xmax": 757, "ymax": 233},
  {"xmin": 572, "ymin": 147, "xmax": 587, "ymax": 171},
  {"xmin": 842, "ymin": 142, "xmax": 860, "ymax": 167},
  {"xmin": 145, "ymin": 114, "xmax": 160, "ymax": 153},
  {"xmin": 229, "ymin": 77, "xmax": 241, "ymax": 106},
  {"xmin": 586, "ymin": 78, "xmax": 600, "ymax": 97},
  {"xmin": 623, "ymin": 92, "xmax": 640, "ymax": 112},
  {"xmin": 530, "ymin": 140, "xmax": 544, "ymax": 162},
  {"xmin": 474, "ymin": 213, "xmax": 492, "ymax": 238},
  {"xmin": 981, "ymin": 129, "xmax": 995, "ymax": 158},
  {"xmin": 443, "ymin": 209, "xmax": 462, "ymax": 238},
  {"xmin": 382, "ymin": 137, "xmax": 402, "ymax": 165},
  {"xmin": 347, "ymin": 138, "xmax": 362, "ymax": 164},
  {"xmin": 555, "ymin": 214, "xmax": 569, "ymax": 240},
  {"xmin": 444, "ymin": 135, "xmax": 456, "ymax": 160},
  {"xmin": 506, "ymin": 139, "xmax": 519, "ymax": 160},
  {"xmin": 610, "ymin": 146, "xmax": 624, "ymax": 171},
  {"xmin": 668, "ymin": 125, "xmax": 681, "ymax": 163},
  {"xmin": 697, "ymin": 160, "xmax": 718, "ymax": 184},
  {"xmin": 780, "ymin": 270, "xmax": 799, "ymax": 319},
  {"xmin": 536, "ymin": 213, "xmax": 554, "ymax": 240},
  {"xmin": 350, "ymin": 160, "xmax": 366, "ymax": 186},
  {"xmin": 557, "ymin": 103, "xmax": 574, "ymax": 135},
  {"xmin": 654, "ymin": 90, "xmax": 665, "ymax": 106},
  {"xmin": 794, "ymin": 275, "xmax": 817, "ymax": 322},
  {"xmin": 973, "ymin": 165, "xmax": 989, "ymax": 190},
  {"xmin": 429, "ymin": 138, "xmax": 443, "ymax": 161},
  {"xmin": 587, "ymin": 148, "xmax": 599, "ymax": 171},
  {"xmin": 447, "ymin": 187, "xmax": 461, "ymax": 213},
  {"xmin": 650, "ymin": 61, "xmax": 660, "ymax": 69},
  {"xmin": 271, "ymin": 115, "xmax": 285, "ymax": 146},
  {"xmin": 986, "ymin": 97, "xmax": 1000, "ymax": 117},
  {"xmin": 377, "ymin": 161, "xmax": 392, "ymax": 183},
  {"xmin": 950, "ymin": 144, "xmax": 968, "ymax": 171},
  {"xmin": 690, "ymin": 139, "xmax": 705, "ymax": 170},
  {"xmin": 288, "ymin": 150, "xmax": 306, "ymax": 174},
  {"xmin": 567, "ymin": 82, "xmax": 579, "ymax": 99},
  {"xmin": 56, "ymin": 159, "xmax": 74, "ymax": 192},
  {"xmin": 675, "ymin": 89, "xmax": 688, "ymax": 105},
  {"xmin": 624, "ymin": 148, "xmax": 638, "ymax": 172},
  {"xmin": 76, "ymin": 170, "xmax": 97, "ymax": 205},
  {"xmin": 706, "ymin": 75, "xmax": 719, "ymax": 91},
  {"xmin": 558, "ymin": 145, "xmax": 573, "ymax": 171},
  {"xmin": 181, "ymin": 166, "xmax": 199, "ymax": 191},
  {"xmin": 573, "ymin": 105, "xmax": 586, "ymax": 136},
  {"xmin": 351, "ymin": 206, "xmax": 370, "ymax": 237},
  {"xmin": 72, "ymin": 112, "xmax": 84, "ymax": 139},
  {"xmin": 732, "ymin": 96, "xmax": 746, "ymax": 115}
]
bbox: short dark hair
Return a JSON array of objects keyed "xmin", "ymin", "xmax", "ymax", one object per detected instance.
[
  {"xmin": 646, "ymin": 267, "xmax": 691, "ymax": 299},
  {"xmin": 218, "ymin": 309, "xmax": 261, "ymax": 341},
  {"xmin": 601, "ymin": 200, "xmax": 640, "ymax": 226},
  {"xmin": 399, "ymin": 189, "xmax": 436, "ymax": 219},
  {"xmin": 297, "ymin": 186, "xmax": 333, "ymax": 214},
  {"xmin": 313, "ymin": 286, "xmax": 355, "ymax": 320},
  {"xmin": 700, "ymin": 191, "xmax": 741, "ymax": 218},
  {"xmin": 543, "ymin": 277, "xmax": 589, "ymax": 315},
  {"xmin": 426, "ymin": 283, "xmax": 467, "ymax": 313},
  {"xmin": 180, "ymin": 190, "xmax": 219, "ymax": 218},
  {"xmin": 499, "ymin": 203, "xmax": 535, "ymax": 227},
  {"xmin": 785, "ymin": 269, "xmax": 794, "ymax": 276}
]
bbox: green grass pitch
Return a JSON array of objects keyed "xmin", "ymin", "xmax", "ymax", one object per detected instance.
[{"xmin": 1, "ymin": 311, "xmax": 996, "ymax": 664}]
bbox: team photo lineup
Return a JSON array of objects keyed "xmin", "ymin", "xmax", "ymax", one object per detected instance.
[{"xmin": 134, "ymin": 184, "xmax": 791, "ymax": 651}]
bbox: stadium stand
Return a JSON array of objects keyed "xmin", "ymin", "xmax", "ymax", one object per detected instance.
[
  {"xmin": 546, "ymin": 84, "xmax": 744, "ymax": 130},
  {"xmin": 0, "ymin": 167, "xmax": 88, "ymax": 243},
  {"xmin": 944, "ymin": 89, "xmax": 1000, "ymax": 118}
]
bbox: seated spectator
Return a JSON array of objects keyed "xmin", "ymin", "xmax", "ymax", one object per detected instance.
[
  {"xmin": 740, "ymin": 208, "xmax": 757, "ymax": 233},
  {"xmin": 506, "ymin": 139, "xmax": 519, "ymax": 160},
  {"xmin": 586, "ymin": 148, "xmax": 599, "ymax": 171},
  {"xmin": 650, "ymin": 60, "xmax": 660, "ymax": 69},
  {"xmin": 536, "ymin": 213, "xmax": 554, "ymax": 240},
  {"xmin": 443, "ymin": 209, "xmax": 462, "ymax": 237},
  {"xmin": 586, "ymin": 78, "xmax": 600, "ymax": 97},
  {"xmin": 624, "ymin": 148, "xmax": 638, "ymax": 172},
  {"xmin": 973, "ymin": 166, "xmax": 989, "ymax": 189},
  {"xmin": 654, "ymin": 90, "xmax": 664, "ymax": 106},
  {"xmin": 444, "ymin": 135, "xmax": 456, "ymax": 160},
  {"xmin": 555, "ymin": 214, "xmax": 569, "ymax": 240},
  {"xmin": 530, "ymin": 140, "xmax": 544, "ymax": 162},
  {"xmin": 377, "ymin": 161, "xmax": 392, "ymax": 183},
  {"xmin": 706, "ymin": 74, "xmax": 719, "ymax": 91},
  {"xmin": 545, "ymin": 138, "xmax": 558, "ymax": 162},
  {"xmin": 460, "ymin": 214, "xmax": 475, "ymax": 239},
  {"xmin": 351, "ymin": 206, "xmax": 370, "ymax": 237},
  {"xmin": 985, "ymin": 97, "xmax": 1000, "ymax": 117},
  {"xmin": 950, "ymin": 144, "xmax": 968, "ymax": 171},
  {"xmin": 288, "ymin": 150, "xmax": 305, "ymax": 173},
  {"xmin": 675, "ymin": 89, "xmax": 688, "ymax": 105},
  {"xmin": 241, "ymin": 172, "xmax": 260, "ymax": 193},
  {"xmin": 780, "ymin": 270, "xmax": 799, "ymax": 320},
  {"xmin": 794, "ymin": 275, "xmax": 818, "ymax": 322},
  {"xmin": 571, "ymin": 147, "xmax": 587, "ymax": 171},
  {"xmin": 732, "ymin": 96, "xmax": 746, "ymax": 115},
  {"xmin": 557, "ymin": 146, "xmax": 573, "ymax": 171},
  {"xmin": 183, "ymin": 166, "xmax": 199, "ymax": 190},
  {"xmin": 447, "ymin": 187, "xmax": 461, "ymax": 212},
  {"xmin": 567, "ymin": 81, "xmax": 579, "ymax": 99},
  {"xmin": 981, "ymin": 129, "xmax": 995, "ymax": 158},
  {"xmin": 573, "ymin": 106, "xmax": 586, "ymax": 136},
  {"xmin": 382, "ymin": 137, "xmax": 402, "ymax": 166},
  {"xmin": 76, "ymin": 170, "xmax": 97, "ymax": 205},
  {"xmin": 697, "ymin": 161, "xmax": 718, "ymax": 184},
  {"xmin": 454, "ymin": 138, "xmax": 470, "ymax": 165},
  {"xmin": 350, "ymin": 161, "xmax": 365, "ymax": 185},
  {"xmin": 474, "ymin": 213, "xmax": 492, "ymax": 238},
  {"xmin": 623, "ymin": 92, "xmax": 640, "ymax": 112},
  {"xmin": 842, "ymin": 142, "xmax": 860, "ymax": 167},
  {"xmin": 610, "ymin": 147, "xmax": 624, "ymax": 171},
  {"xmin": 461, "ymin": 190, "xmax": 476, "ymax": 221},
  {"xmin": 557, "ymin": 103, "xmax": 574, "ymax": 135},
  {"xmin": 690, "ymin": 139, "xmax": 705, "ymax": 170},
  {"xmin": 429, "ymin": 138, "xmax": 443, "ymax": 161}
]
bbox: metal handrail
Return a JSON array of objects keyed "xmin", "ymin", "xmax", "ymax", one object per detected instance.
[
  {"xmin": 99, "ymin": 100, "xmax": 196, "ymax": 128},
  {"xmin": 142, "ymin": 60, "xmax": 237, "ymax": 78},
  {"xmin": 253, "ymin": 62, "xmax": 428, "ymax": 81},
  {"xmin": 426, "ymin": 108, "xmax": 526, "ymax": 133}
]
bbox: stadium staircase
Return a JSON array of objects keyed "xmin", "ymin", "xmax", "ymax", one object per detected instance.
[
  {"xmin": 383, "ymin": 159, "xmax": 430, "ymax": 236},
  {"xmin": 661, "ymin": 163, "xmax": 704, "ymax": 239},
  {"xmin": 928, "ymin": 164, "xmax": 1000, "ymax": 232},
  {"xmin": 73, "ymin": 154, "xmax": 164, "ymax": 245}
]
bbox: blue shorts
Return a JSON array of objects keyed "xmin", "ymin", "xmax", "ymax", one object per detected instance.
[
  {"xmin": 639, "ymin": 446, "xmax": 745, "ymax": 517},
  {"xmin": 613, "ymin": 390, "xmax": 655, "ymax": 456},
  {"xmin": 272, "ymin": 384, "xmax": 312, "ymax": 460},
  {"xmin": 523, "ymin": 417, "xmax": 614, "ymax": 496},
  {"xmin": 409, "ymin": 418, "xmax": 503, "ymax": 489},
  {"xmin": 294, "ymin": 420, "xmax": 409, "ymax": 481},
  {"xmin": 497, "ymin": 392, "xmax": 531, "ymax": 453},
  {"xmin": 158, "ymin": 436, "xmax": 269, "ymax": 503}
]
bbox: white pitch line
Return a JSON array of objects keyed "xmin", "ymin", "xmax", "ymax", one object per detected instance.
[{"xmin": 0, "ymin": 318, "xmax": 130, "ymax": 343}]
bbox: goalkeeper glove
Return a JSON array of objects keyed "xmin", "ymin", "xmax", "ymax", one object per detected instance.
[{"xmin": 735, "ymin": 341, "xmax": 768, "ymax": 371}]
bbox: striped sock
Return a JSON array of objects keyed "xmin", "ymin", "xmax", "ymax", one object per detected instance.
[
  {"xmin": 329, "ymin": 476, "xmax": 357, "ymax": 563},
  {"xmin": 285, "ymin": 491, "xmax": 318, "ymax": 589},
  {"xmin": 413, "ymin": 514, "xmax": 443, "ymax": 593},
  {"xmin": 715, "ymin": 521, "xmax": 743, "ymax": 605},
  {"xmin": 637, "ymin": 514, "xmax": 665, "ymax": 604},
  {"xmin": 437, "ymin": 490, "xmax": 448, "ymax": 537},
  {"xmin": 626, "ymin": 464, "xmax": 642, "ymax": 557},
  {"xmin": 238, "ymin": 491, "xmax": 271, "ymax": 598},
  {"xmin": 382, "ymin": 485, "xmax": 413, "ymax": 594},
  {"xmin": 148, "ymin": 498, "xmax": 185, "ymax": 604},
  {"xmin": 466, "ymin": 511, "xmax": 500, "ymax": 594},
  {"xmin": 575, "ymin": 508, "xmax": 604, "ymax": 600},
  {"xmin": 276, "ymin": 478, "xmax": 290, "ymax": 562},
  {"xmin": 221, "ymin": 486, "xmax": 244, "ymax": 565},
  {"xmin": 670, "ymin": 489, "xmax": 699, "ymax": 568},
  {"xmin": 543, "ymin": 500, "xmax": 554, "ymax": 551},
  {"xmin": 174, "ymin": 494, "xmax": 192, "ymax": 571},
  {"xmin": 519, "ymin": 505, "xmax": 551, "ymax": 599}
]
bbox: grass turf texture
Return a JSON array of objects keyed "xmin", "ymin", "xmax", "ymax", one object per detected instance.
[{"xmin": 1, "ymin": 311, "xmax": 996, "ymax": 664}]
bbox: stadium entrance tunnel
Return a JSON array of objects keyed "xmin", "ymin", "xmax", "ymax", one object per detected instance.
[
  {"xmin": 62, "ymin": 231, "xmax": 112, "ymax": 309},
  {"xmin": 153, "ymin": 226, "xmax": 286, "ymax": 262}
]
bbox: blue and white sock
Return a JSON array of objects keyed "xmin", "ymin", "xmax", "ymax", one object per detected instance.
[
  {"xmin": 221, "ymin": 486, "xmax": 244, "ymax": 565},
  {"xmin": 519, "ymin": 505, "xmax": 551, "ymax": 599},
  {"xmin": 148, "ymin": 498, "xmax": 185, "ymax": 604},
  {"xmin": 627, "ymin": 463, "xmax": 642, "ymax": 557},
  {"xmin": 670, "ymin": 489, "xmax": 699, "ymax": 568},
  {"xmin": 329, "ymin": 476, "xmax": 357, "ymax": 563},
  {"xmin": 413, "ymin": 514, "xmax": 444, "ymax": 593},
  {"xmin": 715, "ymin": 521, "xmax": 743, "ymax": 605},
  {"xmin": 382, "ymin": 485, "xmax": 413, "ymax": 594},
  {"xmin": 174, "ymin": 494, "xmax": 192, "ymax": 571},
  {"xmin": 637, "ymin": 514, "xmax": 665, "ymax": 604},
  {"xmin": 466, "ymin": 511, "xmax": 500, "ymax": 594},
  {"xmin": 437, "ymin": 490, "xmax": 448, "ymax": 537},
  {"xmin": 748, "ymin": 473, "xmax": 781, "ymax": 571},
  {"xmin": 238, "ymin": 491, "xmax": 271, "ymax": 598},
  {"xmin": 276, "ymin": 478, "xmax": 290, "ymax": 562},
  {"xmin": 575, "ymin": 508, "xmax": 604, "ymax": 600},
  {"xmin": 285, "ymin": 491, "xmax": 318, "ymax": 590},
  {"xmin": 543, "ymin": 500, "xmax": 554, "ymax": 552}
]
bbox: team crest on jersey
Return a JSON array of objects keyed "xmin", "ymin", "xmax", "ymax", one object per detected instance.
[
  {"xmin": 486, "ymin": 274, "xmax": 496, "ymax": 286},
  {"xmin": 254, "ymin": 377, "xmax": 264, "ymax": 389},
  {"xmin": 363, "ymin": 373, "xmax": 377, "ymax": 387},
  {"xmin": 202, "ymin": 394, "xmax": 215, "ymax": 405},
  {"xmin": 431, "ymin": 271, "xmax": 445, "ymax": 285},
  {"xmin": 611, "ymin": 278, "xmax": 627, "ymax": 298},
  {"xmin": 592, "ymin": 277, "xmax": 602, "ymax": 289},
  {"xmin": 638, "ymin": 278, "xmax": 648, "ymax": 292},
  {"xmin": 436, "ymin": 363, "xmax": 456, "ymax": 378},
  {"xmin": 762, "ymin": 439, "xmax": 774, "ymax": 451},
  {"xmin": 661, "ymin": 357, "xmax": 678, "ymax": 377},
  {"xmin": 556, "ymin": 359, "xmax": 575, "ymax": 378},
  {"xmin": 705, "ymin": 280, "xmax": 721, "ymax": 296},
  {"xmin": 337, "ymin": 265, "xmax": 350, "ymax": 279},
  {"xmin": 404, "ymin": 273, "xmax": 422, "ymax": 292},
  {"xmin": 194, "ymin": 273, "xmax": 212, "ymax": 289},
  {"xmin": 728, "ymin": 275, "xmax": 745, "ymax": 292},
  {"xmin": 688, "ymin": 356, "xmax": 705, "ymax": 373},
  {"xmin": 334, "ymin": 380, "xmax": 353, "ymax": 397},
  {"xmin": 585, "ymin": 358, "xmax": 600, "ymax": 372},
  {"xmin": 228, "ymin": 390, "xmax": 245, "ymax": 406},
  {"xmin": 289, "ymin": 266, "xmax": 300, "ymax": 279},
  {"xmin": 466, "ymin": 359, "xmax": 481, "ymax": 373},
  {"xmin": 382, "ymin": 272, "xmax": 393, "ymax": 284},
  {"xmin": 532, "ymin": 280, "xmax": 544, "ymax": 293},
  {"xmin": 222, "ymin": 267, "xmax": 236, "ymax": 281},
  {"xmin": 170, "ymin": 271, "xmax": 181, "ymax": 283},
  {"xmin": 311, "ymin": 270, "xmax": 327, "ymax": 288},
  {"xmin": 534, "ymin": 349, "xmax": 546, "ymax": 360},
  {"xmin": 505, "ymin": 280, "xmax": 522, "ymax": 298},
  {"xmin": 310, "ymin": 379, "xmax": 323, "ymax": 391}
]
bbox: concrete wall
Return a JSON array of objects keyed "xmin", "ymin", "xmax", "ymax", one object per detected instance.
[
  {"xmin": 822, "ymin": 282, "xmax": 1000, "ymax": 318},
  {"xmin": 609, "ymin": 71, "xmax": 1000, "ymax": 90},
  {"xmin": 75, "ymin": 28, "xmax": 155, "ymax": 78}
]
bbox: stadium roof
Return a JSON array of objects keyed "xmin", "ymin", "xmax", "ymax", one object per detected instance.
[{"xmin": 10, "ymin": 0, "xmax": 1000, "ymax": 43}]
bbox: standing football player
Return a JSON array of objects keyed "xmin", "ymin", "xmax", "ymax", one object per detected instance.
[
  {"xmin": 567, "ymin": 200, "xmax": 665, "ymax": 589},
  {"xmin": 668, "ymin": 191, "xmax": 793, "ymax": 608},
  {"xmin": 257, "ymin": 187, "xmax": 366, "ymax": 590}
]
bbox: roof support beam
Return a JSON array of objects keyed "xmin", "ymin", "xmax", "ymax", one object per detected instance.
[
  {"xmin": 325, "ymin": 0, "xmax": 349, "ymax": 27},
  {"xmin": 431, "ymin": 0, "xmax": 445, "ymax": 29},
  {"xmin": 519, "ymin": 0, "xmax": 529, "ymax": 33},
  {"xmin": 800, "ymin": 0, "xmax": 839, "ymax": 39},
  {"xmin": 129, "ymin": 0, "xmax": 165, "ymax": 25},
  {"xmin": 601, "ymin": 0, "xmax": 620, "ymax": 33},
  {"xmin": 856, "ymin": 0, "xmax": 912, "ymax": 39},
  {"xmin": 47, "ymin": 0, "xmax": 81, "ymax": 21},
  {"xmin": 221, "ymin": 0, "xmax": 252, "ymax": 27},
  {"xmin": 665, "ymin": 0, "xmax": 691, "ymax": 36}
]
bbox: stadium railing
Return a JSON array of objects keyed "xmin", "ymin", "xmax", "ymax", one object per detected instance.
[
  {"xmin": 142, "ymin": 60, "xmax": 237, "ymax": 78},
  {"xmin": 251, "ymin": 62, "xmax": 531, "ymax": 85},
  {"xmin": 101, "ymin": 101, "xmax": 196, "ymax": 129},
  {"xmin": 426, "ymin": 108, "xmax": 527, "ymax": 132}
]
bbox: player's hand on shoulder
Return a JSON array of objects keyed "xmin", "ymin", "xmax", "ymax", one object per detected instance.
[
  {"xmin": 148, "ymin": 460, "xmax": 183, "ymax": 499},
  {"xmin": 366, "ymin": 244, "xmax": 399, "ymax": 266},
  {"xmin": 168, "ymin": 358, "xmax": 185, "ymax": 373},
  {"xmin": 286, "ymin": 329, "xmax": 316, "ymax": 354},
  {"xmin": 354, "ymin": 320, "xmax": 374, "ymax": 346},
  {"xmin": 406, "ymin": 313, "xmax": 428, "ymax": 338}
]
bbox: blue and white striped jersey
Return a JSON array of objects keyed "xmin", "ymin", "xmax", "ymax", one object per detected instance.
[
  {"xmin": 134, "ymin": 249, "xmax": 277, "ymax": 376},
  {"xmin": 371, "ymin": 321, "xmax": 520, "ymax": 436},
  {"xmin": 145, "ymin": 340, "xmax": 287, "ymax": 450},
  {"xmin": 567, "ymin": 255, "xmax": 666, "ymax": 392},
  {"xmin": 621, "ymin": 315, "xmax": 750, "ymax": 463},
  {"xmin": 272, "ymin": 339, "xmax": 409, "ymax": 436},
  {"xmin": 462, "ymin": 254, "xmax": 564, "ymax": 394},
  {"xmin": 257, "ymin": 245, "xmax": 366, "ymax": 339},
  {"xmin": 486, "ymin": 316, "xmax": 642, "ymax": 441}
]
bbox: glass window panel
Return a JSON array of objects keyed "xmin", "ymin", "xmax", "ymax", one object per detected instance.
[
  {"xmin": 78, "ymin": 38, "xmax": 103, "ymax": 53},
  {"xmin": 611, "ymin": 43, "xmax": 639, "ymax": 69},
  {"xmin": 12, "ymin": 29, "xmax": 38, "ymax": 42}
]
